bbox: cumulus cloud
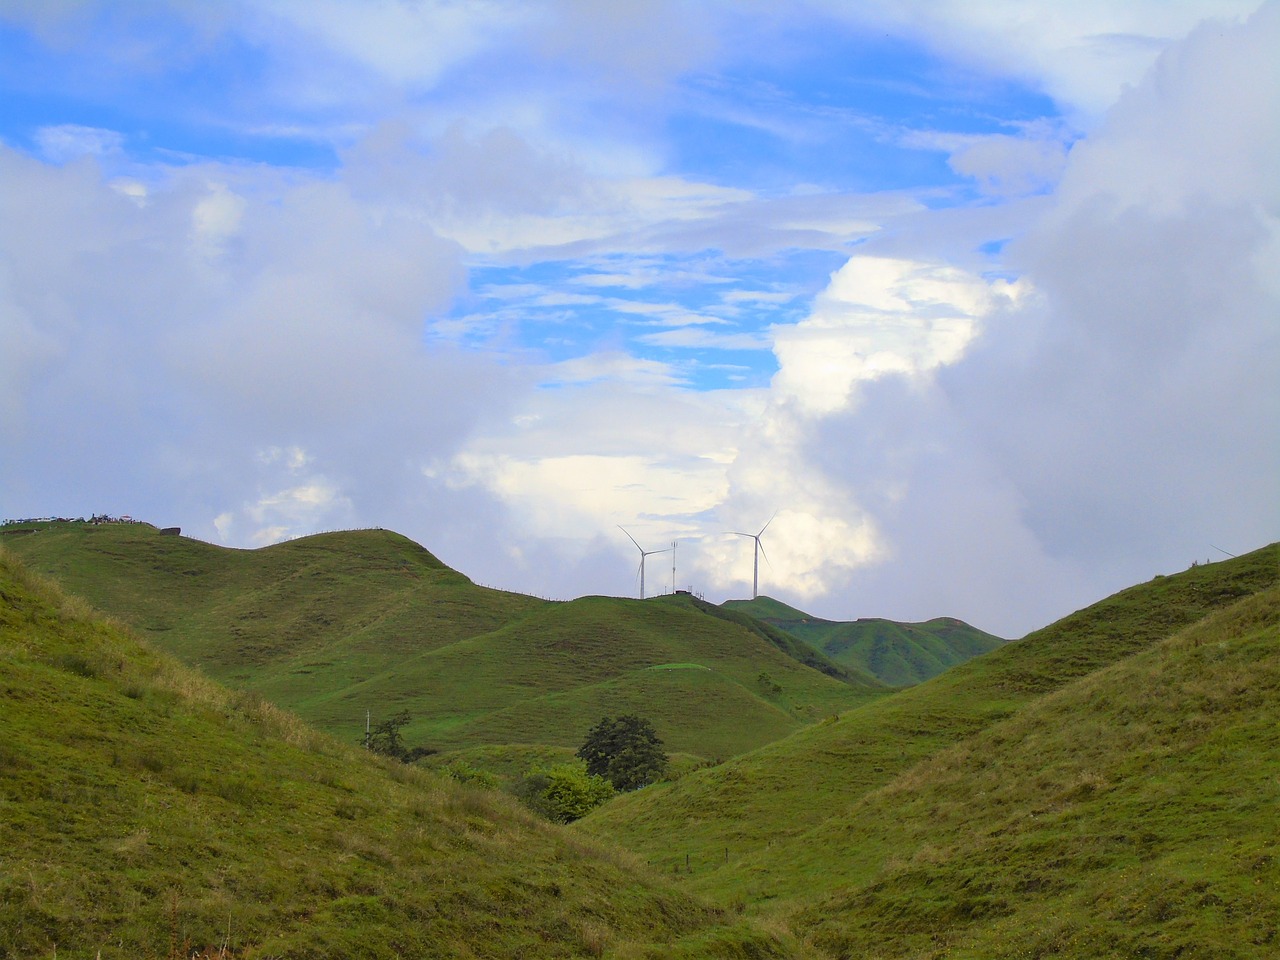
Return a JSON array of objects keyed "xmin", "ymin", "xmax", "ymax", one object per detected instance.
[
  {"xmin": 779, "ymin": 2, "xmax": 1280, "ymax": 633},
  {"xmin": 0, "ymin": 141, "xmax": 525, "ymax": 545},
  {"xmin": 771, "ymin": 257, "xmax": 1024, "ymax": 416}
]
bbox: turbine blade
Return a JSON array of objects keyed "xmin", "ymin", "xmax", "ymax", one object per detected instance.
[
  {"xmin": 759, "ymin": 510, "xmax": 777, "ymax": 537},
  {"xmin": 618, "ymin": 525, "xmax": 643, "ymax": 552}
]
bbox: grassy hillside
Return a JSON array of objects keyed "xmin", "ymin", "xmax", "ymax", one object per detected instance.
[
  {"xmin": 787, "ymin": 581, "xmax": 1280, "ymax": 958},
  {"xmin": 724, "ymin": 596, "xmax": 1006, "ymax": 686},
  {"xmin": 583, "ymin": 544, "xmax": 1280, "ymax": 910},
  {"xmin": 0, "ymin": 546, "xmax": 806, "ymax": 959},
  {"xmin": 2, "ymin": 521, "xmax": 883, "ymax": 763}
]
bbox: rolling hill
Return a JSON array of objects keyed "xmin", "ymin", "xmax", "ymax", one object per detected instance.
[
  {"xmin": 8, "ymin": 514, "xmax": 1277, "ymax": 957},
  {"xmin": 723, "ymin": 596, "xmax": 1007, "ymax": 686},
  {"xmin": 1, "ymin": 520, "xmax": 884, "ymax": 764},
  {"xmin": 581, "ymin": 543, "xmax": 1280, "ymax": 956},
  {"xmin": 0, "ymin": 545, "xmax": 806, "ymax": 958}
]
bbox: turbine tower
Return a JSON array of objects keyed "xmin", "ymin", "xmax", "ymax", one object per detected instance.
[
  {"xmin": 730, "ymin": 514, "xmax": 774, "ymax": 600},
  {"xmin": 619, "ymin": 526, "xmax": 671, "ymax": 600}
]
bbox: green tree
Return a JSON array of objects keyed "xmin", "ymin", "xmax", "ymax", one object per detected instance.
[
  {"xmin": 576, "ymin": 715, "xmax": 667, "ymax": 791},
  {"xmin": 514, "ymin": 764, "xmax": 614, "ymax": 823},
  {"xmin": 366, "ymin": 710, "xmax": 411, "ymax": 758},
  {"xmin": 365, "ymin": 710, "xmax": 436, "ymax": 762}
]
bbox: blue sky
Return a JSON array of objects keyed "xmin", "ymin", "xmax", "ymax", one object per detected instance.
[{"xmin": 1, "ymin": 1, "xmax": 1275, "ymax": 635}]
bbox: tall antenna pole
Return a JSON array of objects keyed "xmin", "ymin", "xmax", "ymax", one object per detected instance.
[{"xmin": 672, "ymin": 540, "xmax": 677, "ymax": 594}]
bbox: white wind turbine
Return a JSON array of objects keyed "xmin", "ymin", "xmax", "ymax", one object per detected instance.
[
  {"xmin": 730, "ymin": 513, "xmax": 775, "ymax": 600},
  {"xmin": 619, "ymin": 526, "xmax": 672, "ymax": 600}
]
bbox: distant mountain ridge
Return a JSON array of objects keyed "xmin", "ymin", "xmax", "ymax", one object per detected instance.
[{"xmin": 722, "ymin": 596, "xmax": 1006, "ymax": 686}]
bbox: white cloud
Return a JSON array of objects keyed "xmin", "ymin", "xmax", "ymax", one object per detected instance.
[
  {"xmin": 771, "ymin": 256, "xmax": 1023, "ymax": 416},
  {"xmin": 35, "ymin": 124, "xmax": 124, "ymax": 163},
  {"xmin": 814, "ymin": 0, "xmax": 1265, "ymax": 119},
  {"xmin": 0, "ymin": 139, "xmax": 526, "ymax": 550},
  {"xmin": 255, "ymin": 0, "xmax": 525, "ymax": 89},
  {"xmin": 190, "ymin": 182, "xmax": 247, "ymax": 259},
  {"xmin": 922, "ymin": 125, "xmax": 1073, "ymax": 196},
  {"xmin": 636, "ymin": 327, "xmax": 768, "ymax": 351}
]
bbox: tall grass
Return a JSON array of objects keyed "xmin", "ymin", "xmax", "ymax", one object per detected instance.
[{"xmin": 0, "ymin": 546, "xmax": 806, "ymax": 959}]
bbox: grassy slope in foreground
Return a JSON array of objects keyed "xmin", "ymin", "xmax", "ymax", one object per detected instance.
[
  {"xmin": 2, "ymin": 522, "xmax": 882, "ymax": 761},
  {"xmin": 581, "ymin": 544, "xmax": 1280, "ymax": 905},
  {"xmin": 0, "ymin": 547, "xmax": 805, "ymax": 959},
  {"xmin": 791, "ymin": 582, "xmax": 1280, "ymax": 959},
  {"xmin": 724, "ymin": 596, "xmax": 1007, "ymax": 687}
]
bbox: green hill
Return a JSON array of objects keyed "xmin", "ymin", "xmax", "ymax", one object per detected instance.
[
  {"xmin": 2, "ymin": 521, "xmax": 884, "ymax": 764},
  {"xmin": 723, "ymin": 596, "xmax": 1007, "ymax": 686},
  {"xmin": 0, "ymin": 546, "xmax": 807, "ymax": 958},
  {"xmin": 792, "ymin": 580, "xmax": 1280, "ymax": 958},
  {"xmin": 582, "ymin": 544, "xmax": 1280, "ymax": 948}
]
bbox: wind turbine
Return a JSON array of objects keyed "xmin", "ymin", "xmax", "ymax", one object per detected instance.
[
  {"xmin": 730, "ymin": 513, "xmax": 775, "ymax": 600},
  {"xmin": 618, "ymin": 526, "xmax": 671, "ymax": 600}
]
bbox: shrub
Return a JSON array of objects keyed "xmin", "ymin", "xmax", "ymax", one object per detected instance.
[
  {"xmin": 442, "ymin": 760, "xmax": 499, "ymax": 789},
  {"xmin": 514, "ymin": 764, "xmax": 614, "ymax": 823}
]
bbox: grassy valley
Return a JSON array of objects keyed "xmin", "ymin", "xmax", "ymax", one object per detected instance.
[
  {"xmin": 0, "ymin": 546, "xmax": 805, "ymax": 958},
  {"xmin": 724, "ymin": 596, "xmax": 1007, "ymax": 687}
]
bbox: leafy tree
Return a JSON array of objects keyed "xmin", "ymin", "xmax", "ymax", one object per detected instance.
[
  {"xmin": 365, "ymin": 710, "xmax": 436, "ymax": 762},
  {"xmin": 576, "ymin": 715, "xmax": 667, "ymax": 791},
  {"xmin": 514, "ymin": 764, "xmax": 614, "ymax": 823},
  {"xmin": 366, "ymin": 710, "xmax": 411, "ymax": 758}
]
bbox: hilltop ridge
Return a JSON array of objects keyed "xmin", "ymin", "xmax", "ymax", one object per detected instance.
[{"xmin": 2, "ymin": 520, "xmax": 886, "ymax": 765}]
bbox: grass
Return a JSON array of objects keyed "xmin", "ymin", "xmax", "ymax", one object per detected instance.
[
  {"xmin": 0, "ymin": 545, "xmax": 808, "ymax": 959},
  {"xmin": 3, "ymin": 522, "xmax": 884, "ymax": 767},
  {"xmin": 11, "ymin": 517, "xmax": 1278, "ymax": 958},
  {"xmin": 790, "ymin": 581, "xmax": 1280, "ymax": 958}
]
